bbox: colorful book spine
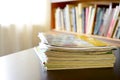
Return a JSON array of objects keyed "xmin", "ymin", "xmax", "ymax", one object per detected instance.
[
  {"xmin": 107, "ymin": 5, "xmax": 120, "ymax": 37},
  {"xmin": 96, "ymin": 8, "xmax": 105, "ymax": 35},
  {"xmin": 99, "ymin": 3, "xmax": 112, "ymax": 36},
  {"xmin": 86, "ymin": 5, "xmax": 96, "ymax": 35},
  {"xmin": 85, "ymin": 7, "xmax": 89, "ymax": 33}
]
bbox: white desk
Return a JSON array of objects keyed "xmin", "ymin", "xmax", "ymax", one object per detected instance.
[{"xmin": 0, "ymin": 48, "xmax": 45, "ymax": 80}]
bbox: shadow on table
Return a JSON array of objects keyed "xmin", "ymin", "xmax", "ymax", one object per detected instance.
[{"xmin": 47, "ymin": 68, "xmax": 120, "ymax": 80}]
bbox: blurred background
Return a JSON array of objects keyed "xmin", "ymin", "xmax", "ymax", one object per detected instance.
[{"xmin": 0, "ymin": 0, "xmax": 51, "ymax": 56}]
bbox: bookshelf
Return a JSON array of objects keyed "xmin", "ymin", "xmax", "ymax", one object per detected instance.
[{"xmin": 51, "ymin": 0, "xmax": 120, "ymax": 47}]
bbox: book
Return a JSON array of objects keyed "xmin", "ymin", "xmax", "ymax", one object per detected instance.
[
  {"xmin": 107, "ymin": 5, "xmax": 120, "ymax": 37},
  {"xmin": 61, "ymin": 9, "xmax": 65, "ymax": 30},
  {"xmin": 86, "ymin": 6, "xmax": 93, "ymax": 34},
  {"xmin": 99, "ymin": 3, "xmax": 113, "ymax": 36},
  {"xmin": 113, "ymin": 18, "xmax": 120, "ymax": 38},
  {"xmin": 116, "ymin": 27, "xmax": 120, "ymax": 39},
  {"xmin": 86, "ymin": 5, "xmax": 97, "ymax": 34},
  {"xmin": 55, "ymin": 7, "xmax": 62, "ymax": 30},
  {"xmin": 45, "ymin": 52, "xmax": 115, "ymax": 70},
  {"xmin": 94, "ymin": 8, "xmax": 105, "ymax": 35},
  {"xmin": 37, "ymin": 31, "xmax": 118, "ymax": 53},
  {"xmin": 90, "ymin": 5, "xmax": 97, "ymax": 34},
  {"xmin": 38, "ymin": 31, "xmax": 111, "ymax": 48},
  {"xmin": 77, "ymin": 3, "xmax": 83, "ymax": 34},
  {"xmin": 36, "ymin": 32, "xmax": 116, "ymax": 70},
  {"xmin": 34, "ymin": 45, "xmax": 115, "ymax": 70},
  {"xmin": 82, "ymin": 8, "xmax": 86, "ymax": 33},
  {"xmin": 77, "ymin": 3, "xmax": 91, "ymax": 34},
  {"xmin": 85, "ymin": 7, "xmax": 89, "ymax": 34},
  {"xmin": 71, "ymin": 7, "xmax": 77, "ymax": 32},
  {"xmin": 64, "ymin": 4, "xmax": 74, "ymax": 32}
]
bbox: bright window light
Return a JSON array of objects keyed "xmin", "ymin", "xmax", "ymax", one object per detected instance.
[{"xmin": 0, "ymin": 0, "xmax": 47, "ymax": 26}]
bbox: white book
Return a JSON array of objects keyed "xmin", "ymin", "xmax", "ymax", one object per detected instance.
[
  {"xmin": 75, "ymin": 6, "xmax": 79, "ymax": 33},
  {"xmin": 60, "ymin": 9, "xmax": 65, "ymax": 30},
  {"xmin": 86, "ymin": 5, "xmax": 93, "ymax": 34},
  {"xmin": 64, "ymin": 5, "xmax": 73, "ymax": 32},
  {"xmin": 77, "ymin": 3, "xmax": 83, "ymax": 33},
  {"xmin": 55, "ymin": 7, "xmax": 62, "ymax": 30}
]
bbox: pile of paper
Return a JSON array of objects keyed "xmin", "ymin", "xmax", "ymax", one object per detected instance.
[{"xmin": 34, "ymin": 32, "xmax": 116, "ymax": 70}]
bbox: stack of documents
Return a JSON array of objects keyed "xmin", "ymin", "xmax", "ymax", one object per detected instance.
[{"xmin": 34, "ymin": 32, "xmax": 116, "ymax": 70}]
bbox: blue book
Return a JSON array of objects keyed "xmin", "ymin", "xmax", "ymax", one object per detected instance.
[
  {"xmin": 82, "ymin": 8, "xmax": 85, "ymax": 33},
  {"xmin": 98, "ymin": 8, "xmax": 106, "ymax": 35},
  {"xmin": 71, "ymin": 7, "xmax": 77, "ymax": 32},
  {"xmin": 116, "ymin": 27, "xmax": 120, "ymax": 39},
  {"xmin": 94, "ymin": 8, "xmax": 101, "ymax": 34},
  {"xmin": 95, "ymin": 8, "xmax": 105, "ymax": 35}
]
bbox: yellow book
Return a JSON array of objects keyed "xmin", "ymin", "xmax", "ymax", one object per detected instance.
[{"xmin": 76, "ymin": 34, "xmax": 108, "ymax": 47}]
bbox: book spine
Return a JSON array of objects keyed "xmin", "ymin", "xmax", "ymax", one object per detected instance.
[
  {"xmin": 86, "ymin": 6, "xmax": 93, "ymax": 34},
  {"xmin": 85, "ymin": 7, "xmax": 89, "ymax": 34},
  {"xmin": 61, "ymin": 9, "xmax": 65, "ymax": 31},
  {"xmin": 99, "ymin": 3, "xmax": 112, "ymax": 36},
  {"xmin": 107, "ymin": 5, "xmax": 120, "ymax": 37},
  {"xmin": 75, "ymin": 6, "xmax": 79, "ymax": 33},
  {"xmin": 71, "ymin": 7, "xmax": 77, "ymax": 32},
  {"xmin": 55, "ymin": 7, "xmax": 62, "ymax": 30},
  {"xmin": 94, "ymin": 8, "xmax": 100, "ymax": 35},
  {"xmin": 97, "ymin": 8, "xmax": 105, "ymax": 35},
  {"xmin": 82, "ymin": 8, "xmax": 85, "ymax": 33},
  {"xmin": 77, "ymin": 3, "xmax": 83, "ymax": 33},
  {"xmin": 113, "ymin": 18, "xmax": 120, "ymax": 38}
]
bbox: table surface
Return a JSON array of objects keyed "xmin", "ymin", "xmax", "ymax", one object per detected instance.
[{"xmin": 0, "ymin": 48, "xmax": 120, "ymax": 80}]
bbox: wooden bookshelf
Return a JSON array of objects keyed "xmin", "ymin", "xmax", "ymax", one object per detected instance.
[{"xmin": 50, "ymin": 0, "xmax": 120, "ymax": 46}]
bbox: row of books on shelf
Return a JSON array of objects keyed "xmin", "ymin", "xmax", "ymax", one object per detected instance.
[
  {"xmin": 55, "ymin": 3, "xmax": 120, "ymax": 39},
  {"xmin": 34, "ymin": 32, "xmax": 116, "ymax": 70}
]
